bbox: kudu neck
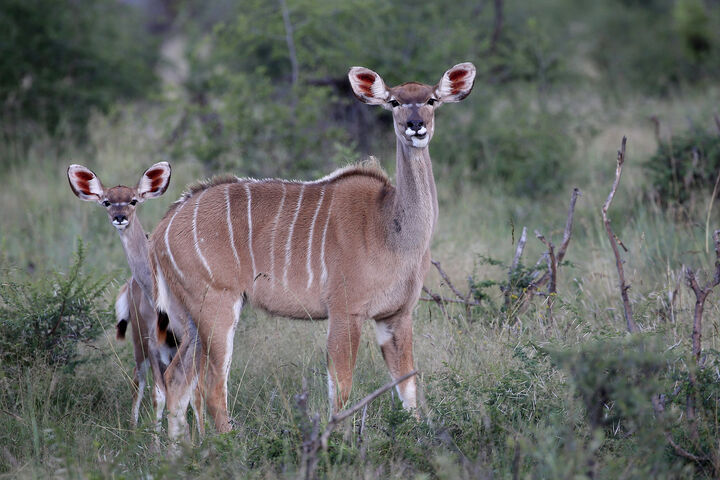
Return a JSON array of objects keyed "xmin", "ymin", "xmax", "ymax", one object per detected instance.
[
  {"xmin": 390, "ymin": 141, "xmax": 439, "ymax": 251},
  {"xmin": 118, "ymin": 216, "xmax": 153, "ymax": 302}
]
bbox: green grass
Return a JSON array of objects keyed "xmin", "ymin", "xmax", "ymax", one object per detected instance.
[{"xmin": 2, "ymin": 84, "xmax": 720, "ymax": 478}]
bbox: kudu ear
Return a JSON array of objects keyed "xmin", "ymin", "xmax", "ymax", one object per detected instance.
[
  {"xmin": 434, "ymin": 62, "xmax": 476, "ymax": 103},
  {"xmin": 348, "ymin": 67, "xmax": 390, "ymax": 105},
  {"xmin": 137, "ymin": 162, "xmax": 171, "ymax": 200},
  {"xmin": 67, "ymin": 164, "xmax": 104, "ymax": 201}
]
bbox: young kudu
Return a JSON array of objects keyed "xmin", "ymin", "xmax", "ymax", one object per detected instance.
[
  {"xmin": 67, "ymin": 162, "xmax": 203, "ymax": 432},
  {"xmin": 150, "ymin": 63, "xmax": 476, "ymax": 439}
]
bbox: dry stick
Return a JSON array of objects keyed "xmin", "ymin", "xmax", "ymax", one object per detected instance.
[
  {"xmin": 651, "ymin": 396, "xmax": 709, "ymax": 463},
  {"xmin": 421, "ymin": 261, "xmax": 482, "ymax": 316},
  {"xmin": 683, "ymin": 230, "xmax": 720, "ymax": 441},
  {"xmin": 535, "ymin": 231, "xmax": 557, "ymax": 320},
  {"xmin": 704, "ymin": 170, "xmax": 720, "ymax": 254},
  {"xmin": 511, "ymin": 227, "xmax": 528, "ymax": 271},
  {"xmin": 529, "ymin": 188, "xmax": 581, "ymax": 289},
  {"xmin": 296, "ymin": 371, "xmax": 417, "ymax": 480},
  {"xmin": 505, "ymin": 227, "xmax": 528, "ymax": 310},
  {"xmin": 602, "ymin": 137, "xmax": 638, "ymax": 333},
  {"xmin": 431, "ymin": 260, "xmax": 466, "ymax": 302}
]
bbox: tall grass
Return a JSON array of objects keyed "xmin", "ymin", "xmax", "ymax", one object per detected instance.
[{"xmin": 2, "ymin": 84, "xmax": 720, "ymax": 477}]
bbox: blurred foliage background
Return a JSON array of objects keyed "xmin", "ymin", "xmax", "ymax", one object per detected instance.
[{"xmin": 2, "ymin": 0, "xmax": 720, "ymax": 477}]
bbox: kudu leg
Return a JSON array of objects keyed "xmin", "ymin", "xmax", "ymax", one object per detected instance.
[
  {"xmin": 374, "ymin": 311, "xmax": 417, "ymax": 411},
  {"xmin": 164, "ymin": 314, "xmax": 202, "ymax": 442},
  {"xmin": 130, "ymin": 363, "xmax": 145, "ymax": 427},
  {"xmin": 191, "ymin": 291, "xmax": 242, "ymax": 434},
  {"xmin": 326, "ymin": 313, "xmax": 363, "ymax": 413}
]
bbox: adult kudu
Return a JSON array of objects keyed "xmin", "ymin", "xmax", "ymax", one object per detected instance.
[{"xmin": 150, "ymin": 63, "xmax": 476, "ymax": 439}]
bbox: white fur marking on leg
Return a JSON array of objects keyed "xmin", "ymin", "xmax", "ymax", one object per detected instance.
[
  {"xmin": 306, "ymin": 186, "xmax": 325, "ymax": 289},
  {"xmin": 154, "ymin": 382, "xmax": 166, "ymax": 432},
  {"xmin": 374, "ymin": 322, "xmax": 393, "ymax": 346},
  {"xmin": 327, "ymin": 367, "xmax": 335, "ymax": 415},
  {"xmin": 397, "ymin": 381, "xmax": 416, "ymax": 410},
  {"xmin": 244, "ymin": 183, "xmax": 257, "ymax": 283},
  {"xmin": 132, "ymin": 359, "xmax": 149, "ymax": 425},
  {"xmin": 193, "ymin": 189, "xmax": 214, "ymax": 280},
  {"xmin": 270, "ymin": 183, "xmax": 287, "ymax": 290},
  {"xmin": 284, "ymin": 184, "xmax": 305, "ymax": 289}
]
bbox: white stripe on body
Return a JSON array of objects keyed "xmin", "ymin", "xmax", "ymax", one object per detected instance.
[
  {"xmin": 225, "ymin": 185, "xmax": 242, "ymax": 271},
  {"xmin": 283, "ymin": 184, "xmax": 305, "ymax": 290},
  {"xmin": 193, "ymin": 190, "xmax": 214, "ymax": 280},
  {"xmin": 244, "ymin": 183, "xmax": 257, "ymax": 285},
  {"xmin": 164, "ymin": 201, "xmax": 186, "ymax": 280},
  {"xmin": 306, "ymin": 186, "xmax": 325, "ymax": 289},
  {"xmin": 269, "ymin": 183, "xmax": 287, "ymax": 290},
  {"xmin": 320, "ymin": 190, "xmax": 333, "ymax": 286}
]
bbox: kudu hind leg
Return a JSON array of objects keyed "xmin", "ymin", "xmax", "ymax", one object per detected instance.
[
  {"xmin": 374, "ymin": 312, "xmax": 417, "ymax": 411},
  {"xmin": 326, "ymin": 314, "xmax": 362, "ymax": 413},
  {"xmin": 164, "ymin": 313, "xmax": 201, "ymax": 441},
  {"xmin": 195, "ymin": 293, "xmax": 243, "ymax": 434}
]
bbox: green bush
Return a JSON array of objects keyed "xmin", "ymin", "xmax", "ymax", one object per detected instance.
[
  {"xmin": 0, "ymin": 242, "xmax": 113, "ymax": 374},
  {"xmin": 582, "ymin": 0, "xmax": 720, "ymax": 93},
  {"xmin": 0, "ymin": 0, "xmax": 158, "ymax": 139},
  {"xmin": 646, "ymin": 126, "xmax": 720, "ymax": 207}
]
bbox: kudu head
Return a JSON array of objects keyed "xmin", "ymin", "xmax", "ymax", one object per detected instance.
[
  {"xmin": 67, "ymin": 162, "xmax": 172, "ymax": 232},
  {"xmin": 348, "ymin": 62, "xmax": 476, "ymax": 149}
]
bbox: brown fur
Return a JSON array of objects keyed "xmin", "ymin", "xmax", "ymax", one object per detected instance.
[{"xmin": 151, "ymin": 63, "xmax": 476, "ymax": 439}]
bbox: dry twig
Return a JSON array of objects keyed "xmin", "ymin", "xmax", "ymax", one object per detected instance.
[
  {"xmin": 295, "ymin": 371, "xmax": 417, "ymax": 480},
  {"xmin": 601, "ymin": 137, "xmax": 638, "ymax": 333},
  {"xmin": 421, "ymin": 262, "xmax": 481, "ymax": 316}
]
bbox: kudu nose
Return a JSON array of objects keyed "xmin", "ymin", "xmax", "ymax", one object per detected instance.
[
  {"xmin": 406, "ymin": 119, "xmax": 425, "ymax": 131},
  {"xmin": 114, "ymin": 215, "xmax": 127, "ymax": 224}
]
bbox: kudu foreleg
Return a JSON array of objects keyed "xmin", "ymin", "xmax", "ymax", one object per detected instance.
[
  {"xmin": 327, "ymin": 314, "xmax": 363, "ymax": 413},
  {"xmin": 374, "ymin": 312, "xmax": 417, "ymax": 412}
]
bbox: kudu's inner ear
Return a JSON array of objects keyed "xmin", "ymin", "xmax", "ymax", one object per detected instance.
[
  {"xmin": 348, "ymin": 67, "xmax": 390, "ymax": 105},
  {"xmin": 434, "ymin": 62, "xmax": 477, "ymax": 103},
  {"xmin": 67, "ymin": 164, "xmax": 104, "ymax": 201},
  {"xmin": 137, "ymin": 161, "xmax": 171, "ymax": 200}
]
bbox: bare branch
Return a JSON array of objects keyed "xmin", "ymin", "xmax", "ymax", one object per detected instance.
[
  {"xmin": 320, "ymin": 371, "xmax": 417, "ymax": 449},
  {"xmin": 420, "ymin": 293, "xmax": 480, "ymax": 307},
  {"xmin": 558, "ymin": 188, "xmax": 581, "ymax": 263},
  {"xmin": 535, "ymin": 231, "xmax": 557, "ymax": 295},
  {"xmin": 421, "ymin": 286, "xmax": 448, "ymax": 318},
  {"xmin": 431, "ymin": 260, "xmax": 466, "ymax": 302},
  {"xmin": 601, "ymin": 136, "xmax": 638, "ymax": 333},
  {"xmin": 651, "ymin": 395, "xmax": 709, "ymax": 463},
  {"xmin": 511, "ymin": 227, "xmax": 528, "ymax": 271}
]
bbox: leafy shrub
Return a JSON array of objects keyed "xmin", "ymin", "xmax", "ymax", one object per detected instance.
[
  {"xmin": 0, "ymin": 242, "xmax": 113, "ymax": 374},
  {"xmin": 646, "ymin": 126, "xmax": 720, "ymax": 207},
  {"xmin": 582, "ymin": 0, "xmax": 720, "ymax": 93},
  {"xmin": 546, "ymin": 335, "xmax": 670, "ymax": 430},
  {"xmin": 0, "ymin": 0, "xmax": 158, "ymax": 138}
]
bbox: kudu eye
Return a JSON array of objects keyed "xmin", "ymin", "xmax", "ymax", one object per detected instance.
[
  {"xmin": 427, "ymin": 98, "xmax": 438, "ymax": 106},
  {"xmin": 388, "ymin": 99, "xmax": 400, "ymax": 108},
  {"xmin": 102, "ymin": 200, "xmax": 111, "ymax": 207},
  {"xmin": 130, "ymin": 199, "xmax": 137, "ymax": 206}
]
